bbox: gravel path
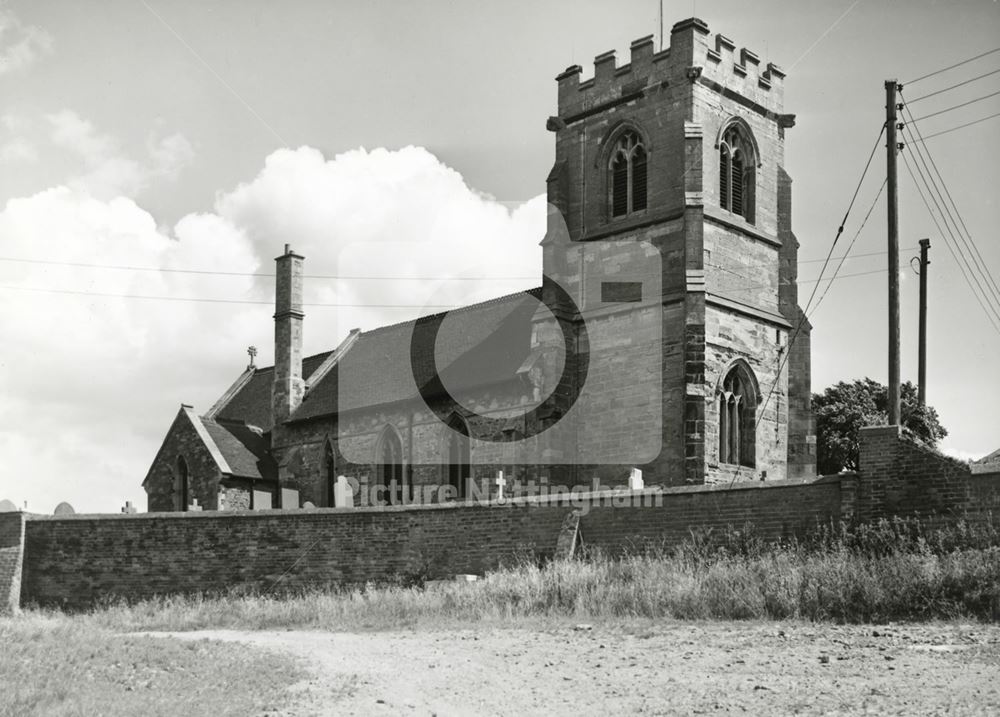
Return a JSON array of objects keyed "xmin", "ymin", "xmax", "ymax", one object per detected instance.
[{"xmin": 158, "ymin": 621, "xmax": 1000, "ymax": 715}]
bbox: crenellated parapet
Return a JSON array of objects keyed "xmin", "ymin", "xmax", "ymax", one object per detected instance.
[{"xmin": 555, "ymin": 17, "xmax": 786, "ymax": 123}]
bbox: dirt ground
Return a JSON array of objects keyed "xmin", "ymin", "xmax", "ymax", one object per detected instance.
[{"xmin": 157, "ymin": 621, "xmax": 1000, "ymax": 716}]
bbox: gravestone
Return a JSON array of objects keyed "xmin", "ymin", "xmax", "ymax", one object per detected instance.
[
  {"xmin": 53, "ymin": 502, "xmax": 75, "ymax": 516},
  {"xmin": 0, "ymin": 499, "xmax": 16, "ymax": 512},
  {"xmin": 120, "ymin": 501, "xmax": 137, "ymax": 514},
  {"xmin": 628, "ymin": 467, "xmax": 644, "ymax": 490},
  {"xmin": 302, "ymin": 501, "xmax": 316, "ymax": 510},
  {"xmin": 187, "ymin": 498, "xmax": 203, "ymax": 512},
  {"xmin": 253, "ymin": 489, "xmax": 273, "ymax": 510},
  {"xmin": 334, "ymin": 475, "xmax": 354, "ymax": 508},
  {"xmin": 281, "ymin": 488, "xmax": 300, "ymax": 510},
  {"xmin": 495, "ymin": 470, "xmax": 506, "ymax": 501}
]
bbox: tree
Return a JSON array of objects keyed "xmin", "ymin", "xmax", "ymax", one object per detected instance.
[{"xmin": 812, "ymin": 378, "xmax": 947, "ymax": 474}]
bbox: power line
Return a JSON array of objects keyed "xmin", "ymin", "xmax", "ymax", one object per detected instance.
[
  {"xmin": 754, "ymin": 121, "xmax": 888, "ymax": 443},
  {"xmin": 810, "ymin": 179, "xmax": 888, "ymax": 317},
  {"xmin": 0, "ymin": 256, "xmax": 537, "ymax": 282},
  {"xmin": 0, "ymin": 284, "xmax": 461, "ymax": 309},
  {"xmin": 909, "ymin": 88, "xmax": 1000, "ymax": 123},
  {"xmin": 906, "ymin": 66, "xmax": 1000, "ymax": 103},
  {"xmin": 901, "ymin": 123, "xmax": 1000, "ymax": 313},
  {"xmin": 901, "ymin": 92, "xmax": 1000, "ymax": 307},
  {"xmin": 905, "ymin": 47, "xmax": 1000, "ymax": 85},
  {"xmin": 905, "ymin": 111, "xmax": 1000, "ymax": 143},
  {"xmin": 0, "ymin": 264, "xmax": 896, "ymax": 310},
  {"xmin": 799, "ymin": 249, "xmax": 889, "ymax": 265},
  {"xmin": 900, "ymin": 152, "xmax": 1000, "ymax": 334}
]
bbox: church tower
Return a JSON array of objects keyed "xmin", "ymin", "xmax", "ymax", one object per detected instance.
[{"xmin": 539, "ymin": 18, "xmax": 815, "ymax": 485}]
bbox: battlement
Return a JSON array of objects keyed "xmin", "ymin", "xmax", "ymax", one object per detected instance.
[{"xmin": 555, "ymin": 17, "xmax": 785, "ymax": 121}]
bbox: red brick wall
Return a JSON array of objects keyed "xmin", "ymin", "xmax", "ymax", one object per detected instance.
[
  {"xmin": 0, "ymin": 511, "xmax": 25, "ymax": 615},
  {"xmin": 18, "ymin": 427, "xmax": 1000, "ymax": 610},
  {"xmin": 857, "ymin": 425, "xmax": 1000, "ymax": 525},
  {"xmin": 21, "ymin": 476, "xmax": 846, "ymax": 610}
]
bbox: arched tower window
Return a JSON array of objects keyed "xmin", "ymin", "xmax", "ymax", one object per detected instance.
[
  {"xmin": 175, "ymin": 456, "xmax": 190, "ymax": 512},
  {"xmin": 719, "ymin": 124, "xmax": 756, "ymax": 224},
  {"xmin": 374, "ymin": 426, "xmax": 405, "ymax": 505},
  {"xmin": 718, "ymin": 364, "xmax": 758, "ymax": 468},
  {"xmin": 609, "ymin": 130, "xmax": 647, "ymax": 218},
  {"xmin": 444, "ymin": 414, "xmax": 471, "ymax": 501},
  {"xmin": 324, "ymin": 440, "xmax": 337, "ymax": 507}
]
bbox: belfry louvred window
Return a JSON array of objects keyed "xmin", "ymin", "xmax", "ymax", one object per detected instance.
[
  {"xmin": 609, "ymin": 130, "xmax": 648, "ymax": 217},
  {"xmin": 719, "ymin": 124, "xmax": 755, "ymax": 223}
]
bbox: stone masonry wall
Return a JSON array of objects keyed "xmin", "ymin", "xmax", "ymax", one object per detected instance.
[{"xmin": 144, "ymin": 408, "xmax": 223, "ymax": 512}]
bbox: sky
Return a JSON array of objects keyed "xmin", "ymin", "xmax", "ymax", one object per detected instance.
[{"xmin": 0, "ymin": 0, "xmax": 997, "ymax": 513}]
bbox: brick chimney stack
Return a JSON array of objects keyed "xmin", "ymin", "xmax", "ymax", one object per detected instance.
[{"xmin": 272, "ymin": 244, "xmax": 305, "ymax": 425}]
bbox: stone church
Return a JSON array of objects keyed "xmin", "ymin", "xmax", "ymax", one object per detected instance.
[{"xmin": 144, "ymin": 17, "xmax": 816, "ymax": 512}]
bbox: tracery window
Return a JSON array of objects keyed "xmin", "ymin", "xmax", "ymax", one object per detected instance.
[
  {"xmin": 719, "ymin": 124, "xmax": 756, "ymax": 223},
  {"xmin": 718, "ymin": 364, "xmax": 757, "ymax": 468},
  {"xmin": 609, "ymin": 130, "xmax": 647, "ymax": 218}
]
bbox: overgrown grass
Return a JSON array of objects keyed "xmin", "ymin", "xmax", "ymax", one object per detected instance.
[
  {"xmin": 0, "ymin": 615, "xmax": 306, "ymax": 717},
  {"xmin": 56, "ymin": 517, "xmax": 998, "ymax": 631}
]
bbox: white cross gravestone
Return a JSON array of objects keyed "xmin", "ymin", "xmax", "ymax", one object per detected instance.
[
  {"xmin": 187, "ymin": 498, "xmax": 203, "ymax": 512},
  {"xmin": 495, "ymin": 470, "xmax": 506, "ymax": 501},
  {"xmin": 628, "ymin": 467, "xmax": 644, "ymax": 490},
  {"xmin": 334, "ymin": 475, "xmax": 354, "ymax": 508}
]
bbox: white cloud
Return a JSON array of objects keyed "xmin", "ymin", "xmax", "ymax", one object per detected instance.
[
  {"xmin": 0, "ymin": 136, "xmax": 36, "ymax": 162},
  {"xmin": 0, "ymin": 145, "xmax": 545, "ymax": 513},
  {"xmin": 46, "ymin": 110, "xmax": 196, "ymax": 198},
  {"xmin": 0, "ymin": 8, "xmax": 52, "ymax": 76},
  {"xmin": 216, "ymin": 145, "xmax": 543, "ymax": 345}
]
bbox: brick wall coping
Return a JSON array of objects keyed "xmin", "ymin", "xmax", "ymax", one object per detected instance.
[{"xmin": 23, "ymin": 474, "xmax": 848, "ymax": 523}]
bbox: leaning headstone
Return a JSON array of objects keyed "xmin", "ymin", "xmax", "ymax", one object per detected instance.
[
  {"xmin": 0, "ymin": 499, "xmax": 16, "ymax": 512},
  {"xmin": 53, "ymin": 502, "xmax": 75, "ymax": 516}
]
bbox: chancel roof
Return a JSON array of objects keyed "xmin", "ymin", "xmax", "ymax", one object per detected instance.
[{"xmin": 210, "ymin": 288, "xmax": 543, "ymax": 427}]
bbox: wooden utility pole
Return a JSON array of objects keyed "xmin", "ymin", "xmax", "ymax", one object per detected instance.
[
  {"xmin": 885, "ymin": 80, "xmax": 901, "ymax": 425},
  {"xmin": 917, "ymin": 238, "xmax": 931, "ymax": 406}
]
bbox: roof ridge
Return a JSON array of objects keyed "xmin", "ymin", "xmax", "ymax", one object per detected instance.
[
  {"xmin": 231, "ymin": 349, "xmax": 334, "ymax": 375},
  {"xmin": 355, "ymin": 286, "xmax": 544, "ymax": 338}
]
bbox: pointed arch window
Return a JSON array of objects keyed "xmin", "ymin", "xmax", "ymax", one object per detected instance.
[
  {"xmin": 609, "ymin": 130, "xmax": 648, "ymax": 218},
  {"xmin": 175, "ymin": 456, "xmax": 190, "ymax": 512},
  {"xmin": 444, "ymin": 414, "xmax": 471, "ymax": 501},
  {"xmin": 324, "ymin": 440, "xmax": 337, "ymax": 507},
  {"xmin": 719, "ymin": 124, "xmax": 756, "ymax": 224},
  {"xmin": 374, "ymin": 426, "xmax": 405, "ymax": 505},
  {"xmin": 718, "ymin": 364, "xmax": 757, "ymax": 468}
]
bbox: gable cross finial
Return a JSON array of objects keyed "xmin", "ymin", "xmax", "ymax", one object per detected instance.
[{"xmin": 247, "ymin": 345, "xmax": 258, "ymax": 370}]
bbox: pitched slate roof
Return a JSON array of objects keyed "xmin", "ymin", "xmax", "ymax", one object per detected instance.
[
  {"xmin": 201, "ymin": 418, "xmax": 278, "ymax": 481},
  {"xmin": 289, "ymin": 288, "xmax": 542, "ymax": 422},
  {"xmin": 213, "ymin": 351, "xmax": 331, "ymax": 432},
  {"xmin": 208, "ymin": 289, "xmax": 542, "ymax": 427}
]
